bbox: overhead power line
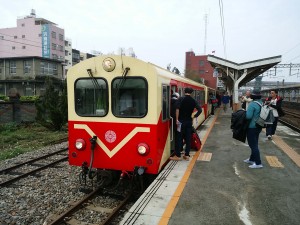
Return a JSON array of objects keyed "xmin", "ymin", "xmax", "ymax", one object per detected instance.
[{"xmin": 218, "ymin": 0, "xmax": 227, "ymax": 59}]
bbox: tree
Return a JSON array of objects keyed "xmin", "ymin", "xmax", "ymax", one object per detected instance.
[
  {"xmin": 35, "ymin": 78, "xmax": 68, "ymax": 131},
  {"xmin": 184, "ymin": 69, "xmax": 204, "ymax": 84}
]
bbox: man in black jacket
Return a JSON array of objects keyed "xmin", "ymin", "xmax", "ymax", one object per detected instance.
[{"xmin": 170, "ymin": 87, "xmax": 202, "ymax": 161}]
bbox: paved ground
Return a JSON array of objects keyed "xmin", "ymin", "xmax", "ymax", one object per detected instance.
[{"xmin": 168, "ymin": 109, "xmax": 300, "ymax": 225}]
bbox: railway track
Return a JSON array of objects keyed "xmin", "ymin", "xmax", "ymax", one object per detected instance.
[
  {"xmin": 0, "ymin": 148, "xmax": 68, "ymax": 187},
  {"xmin": 46, "ymin": 187, "xmax": 132, "ymax": 225},
  {"xmin": 279, "ymin": 108, "xmax": 300, "ymax": 133}
]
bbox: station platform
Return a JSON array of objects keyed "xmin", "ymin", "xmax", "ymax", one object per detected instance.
[{"xmin": 121, "ymin": 108, "xmax": 300, "ymax": 225}]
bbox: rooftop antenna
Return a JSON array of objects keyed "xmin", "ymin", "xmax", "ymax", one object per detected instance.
[{"xmin": 203, "ymin": 13, "xmax": 208, "ymax": 55}]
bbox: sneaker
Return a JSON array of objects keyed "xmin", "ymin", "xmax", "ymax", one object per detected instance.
[
  {"xmin": 249, "ymin": 163, "xmax": 263, "ymax": 169},
  {"xmin": 243, "ymin": 158, "xmax": 255, "ymax": 164},
  {"xmin": 267, "ymin": 135, "xmax": 272, "ymax": 140},
  {"xmin": 170, "ymin": 156, "xmax": 182, "ymax": 161},
  {"xmin": 183, "ymin": 155, "xmax": 190, "ymax": 161}
]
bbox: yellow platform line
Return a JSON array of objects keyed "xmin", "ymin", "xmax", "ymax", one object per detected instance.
[
  {"xmin": 158, "ymin": 109, "xmax": 220, "ymax": 225},
  {"xmin": 272, "ymin": 135, "xmax": 300, "ymax": 168},
  {"xmin": 265, "ymin": 155, "xmax": 284, "ymax": 168}
]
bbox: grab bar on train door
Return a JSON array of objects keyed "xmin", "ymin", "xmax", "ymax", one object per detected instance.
[{"xmin": 170, "ymin": 116, "xmax": 173, "ymax": 141}]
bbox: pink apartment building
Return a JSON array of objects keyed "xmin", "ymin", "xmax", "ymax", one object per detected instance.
[{"xmin": 0, "ymin": 10, "xmax": 65, "ymax": 61}]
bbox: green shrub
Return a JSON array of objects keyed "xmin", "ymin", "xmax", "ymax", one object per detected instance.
[
  {"xmin": 0, "ymin": 95, "xmax": 9, "ymax": 101},
  {"xmin": 20, "ymin": 95, "xmax": 39, "ymax": 101}
]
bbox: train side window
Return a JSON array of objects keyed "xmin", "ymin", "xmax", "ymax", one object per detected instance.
[
  {"xmin": 195, "ymin": 90, "xmax": 205, "ymax": 106},
  {"xmin": 74, "ymin": 78, "xmax": 108, "ymax": 117},
  {"xmin": 162, "ymin": 85, "xmax": 170, "ymax": 121},
  {"xmin": 112, "ymin": 77, "xmax": 148, "ymax": 118}
]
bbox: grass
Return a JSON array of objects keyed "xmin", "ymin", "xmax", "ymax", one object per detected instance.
[{"xmin": 0, "ymin": 122, "xmax": 68, "ymax": 161}]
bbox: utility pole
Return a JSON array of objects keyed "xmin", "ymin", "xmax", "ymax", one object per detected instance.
[{"xmin": 203, "ymin": 13, "xmax": 208, "ymax": 55}]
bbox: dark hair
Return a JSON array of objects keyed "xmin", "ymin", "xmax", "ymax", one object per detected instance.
[
  {"xmin": 251, "ymin": 95, "xmax": 261, "ymax": 100},
  {"xmin": 250, "ymin": 90, "xmax": 261, "ymax": 100},
  {"xmin": 184, "ymin": 87, "xmax": 193, "ymax": 94},
  {"xmin": 270, "ymin": 89, "xmax": 278, "ymax": 94}
]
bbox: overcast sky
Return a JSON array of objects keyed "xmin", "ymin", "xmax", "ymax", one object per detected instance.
[{"xmin": 1, "ymin": 0, "xmax": 300, "ymax": 82}]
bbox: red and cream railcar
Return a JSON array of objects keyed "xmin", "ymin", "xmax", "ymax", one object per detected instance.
[{"xmin": 67, "ymin": 55, "xmax": 211, "ymax": 180}]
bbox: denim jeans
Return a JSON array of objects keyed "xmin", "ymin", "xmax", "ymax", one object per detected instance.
[
  {"xmin": 247, "ymin": 128, "xmax": 262, "ymax": 165},
  {"xmin": 266, "ymin": 117, "xmax": 278, "ymax": 136},
  {"xmin": 175, "ymin": 120, "xmax": 193, "ymax": 157}
]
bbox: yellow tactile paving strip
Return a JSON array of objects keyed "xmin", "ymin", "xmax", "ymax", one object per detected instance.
[
  {"xmin": 158, "ymin": 109, "xmax": 220, "ymax": 225},
  {"xmin": 265, "ymin": 155, "xmax": 284, "ymax": 168},
  {"xmin": 272, "ymin": 135, "xmax": 300, "ymax": 168},
  {"xmin": 197, "ymin": 152, "xmax": 212, "ymax": 161}
]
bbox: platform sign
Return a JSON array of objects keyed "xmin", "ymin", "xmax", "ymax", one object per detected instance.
[
  {"xmin": 41, "ymin": 24, "xmax": 50, "ymax": 58},
  {"xmin": 217, "ymin": 77, "xmax": 224, "ymax": 88}
]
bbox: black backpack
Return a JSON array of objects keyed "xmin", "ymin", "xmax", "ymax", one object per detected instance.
[{"xmin": 231, "ymin": 109, "xmax": 248, "ymax": 143}]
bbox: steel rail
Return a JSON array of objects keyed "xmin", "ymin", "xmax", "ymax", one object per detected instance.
[
  {"xmin": 0, "ymin": 148, "xmax": 68, "ymax": 175},
  {"xmin": 0, "ymin": 156, "xmax": 68, "ymax": 187}
]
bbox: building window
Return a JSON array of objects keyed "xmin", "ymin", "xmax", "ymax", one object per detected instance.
[
  {"xmin": 24, "ymin": 60, "xmax": 31, "ymax": 74},
  {"xmin": 53, "ymin": 64, "xmax": 58, "ymax": 75},
  {"xmin": 59, "ymin": 34, "xmax": 64, "ymax": 41},
  {"xmin": 22, "ymin": 35, "xmax": 25, "ymax": 38},
  {"xmin": 0, "ymin": 60, "xmax": 3, "ymax": 73},
  {"xmin": 21, "ymin": 23, "xmax": 25, "ymax": 27},
  {"xmin": 52, "ymin": 43, "xmax": 56, "ymax": 50},
  {"xmin": 38, "ymin": 33, "xmax": 42, "ymax": 37},
  {"xmin": 59, "ymin": 45, "xmax": 63, "ymax": 51},
  {"xmin": 199, "ymin": 60, "xmax": 205, "ymax": 67},
  {"xmin": 41, "ymin": 61, "xmax": 58, "ymax": 75},
  {"xmin": 0, "ymin": 36, "xmax": 4, "ymax": 40},
  {"xmin": 10, "ymin": 61, "xmax": 16, "ymax": 74},
  {"xmin": 40, "ymin": 61, "xmax": 45, "ymax": 74},
  {"xmin": 22, "ymin": 46, "xmax": 26, "ymax": 49},
  {"xmin": 52, "ymin": 54, "xmax": 58, "ymax": 60},
  {"xmin": 51, "ymin": 31, "xmax": 56, "ymax": 39},
  {"xmin": 14, "ymin": 36, "xmax": 17, "ymax": 39},
  {"xmin": 12, "ymin": 46, "xmax": 16, "ymax": 50}
]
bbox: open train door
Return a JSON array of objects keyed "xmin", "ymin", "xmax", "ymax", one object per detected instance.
[{"xmin": 162, "ymin": 85, "xmax": 172, "ymax": 156}]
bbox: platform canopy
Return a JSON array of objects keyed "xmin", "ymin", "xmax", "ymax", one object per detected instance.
[{"xmin": 207, "ymin": 55, "xmax": 282, "ymax": 110}]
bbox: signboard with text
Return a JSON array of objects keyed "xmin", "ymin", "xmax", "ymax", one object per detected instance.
[{"xmin": 41, "ymin": 24, "xmax": 50, "ymax": 58}]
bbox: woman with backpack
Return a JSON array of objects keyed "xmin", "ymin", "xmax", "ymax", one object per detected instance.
[
  {"xmin": 264, "ymin": 89, "xmax": 284, "ymax": 140},
  {"xmin": 244, "ymin": 90, "xmax": 264, "ymax": 169}
]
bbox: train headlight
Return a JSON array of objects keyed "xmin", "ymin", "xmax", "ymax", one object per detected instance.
[
  {"xmin": 137, "ymin": 143, "xmax": 150, "ymax": 155},
  {"xmin": 102, "ymin": 57, "xmax": 116, "ymax": 72},
  {"xmin": 75, "ymin": 139, "xmax": 86, "ymax": 150}
]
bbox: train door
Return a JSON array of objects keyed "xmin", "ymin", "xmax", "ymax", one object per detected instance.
[{"xmin": 162, "ymin": 85, "xmax": 171, "ymax": 153}]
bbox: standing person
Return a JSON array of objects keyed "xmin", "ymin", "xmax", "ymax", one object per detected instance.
[
  {"xmin": 216, "ymin": 92, "xmax": 221, "ymax": 108},
  {"xmin": 170, "ymin": 87, "xmax": 202, "ymax": 161},
  {"xmin": 244, "ymin": 91, "xmax": 263, "ymax": 169},
  {"xmin": 241, "ymin": 90, "xmax": 253, "ymax": 110},
  {"xmin": 221, "ymin": 92, "xmax": 230, "ymax": 112},
  {"xmin": 209, "ymin": 92, "xmax": 218, "ymax": 115},
  {"xmin": 170, "ymin": 92, "xmax": 180, "ymax": 153},
  {"xmin": 265, "ymin": 90, "xmax": 284, "ymax": 140}
]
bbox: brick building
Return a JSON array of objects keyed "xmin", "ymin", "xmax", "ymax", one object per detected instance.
[{"xmin": 185, "ymin": 51, "xmax": 217, "ymax": 89}]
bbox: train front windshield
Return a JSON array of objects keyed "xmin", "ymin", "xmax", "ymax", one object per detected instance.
[
  {"xmin": 75, "ymin": 78, "xmax": 108, "ymax": 116},
  {"xmin": 112, "ymin": 77, "xmax": 147, "ymax": 118},
  {"xmin": 74, "ymin": 77, "xmax": 147, "ymax": 118}
]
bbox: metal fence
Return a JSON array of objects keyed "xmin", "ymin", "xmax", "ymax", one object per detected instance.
[{"xmin": 0, "ymin": 101, "xmax": 37, "ymax": 124}]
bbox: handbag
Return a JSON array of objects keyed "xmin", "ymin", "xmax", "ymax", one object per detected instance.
[{"xmin": 265, "ymin": 110, "xmax": 275, "ymax": 124}]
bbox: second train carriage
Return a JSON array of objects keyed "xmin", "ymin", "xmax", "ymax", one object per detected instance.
[{"xmin": 67, "ymin": 55, "xmax": 213, "ymax": 184}]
